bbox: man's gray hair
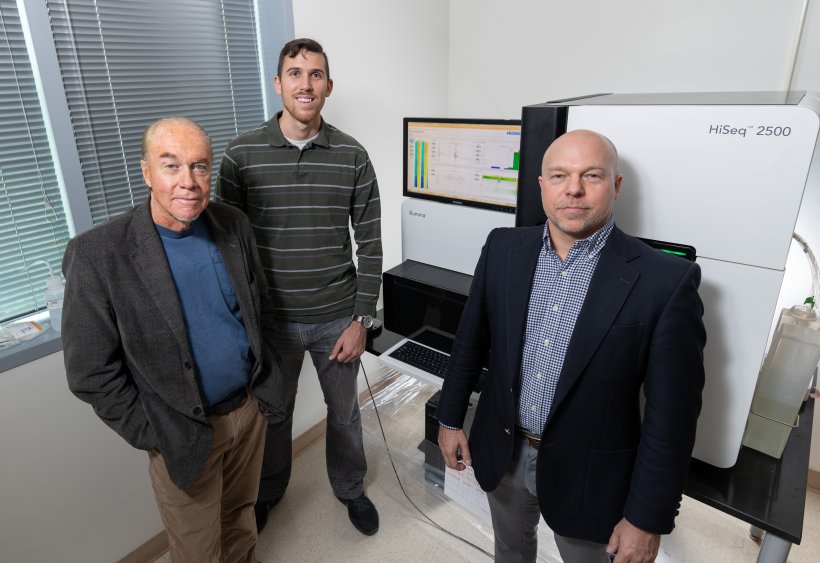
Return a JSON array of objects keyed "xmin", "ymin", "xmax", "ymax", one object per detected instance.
[{"xmin": 141, "ymin": 116, "xmax": 212, "ymax": 160}]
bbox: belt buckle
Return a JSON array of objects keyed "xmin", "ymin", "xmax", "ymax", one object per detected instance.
[{"xmin": 516, "ymin": 427, "xmax": 541, "ymax": 449}]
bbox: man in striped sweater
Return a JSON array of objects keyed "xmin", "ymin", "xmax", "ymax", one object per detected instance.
[{"xmin": 217, "ymin": 38, "xmax": 383, "ymax": 536}]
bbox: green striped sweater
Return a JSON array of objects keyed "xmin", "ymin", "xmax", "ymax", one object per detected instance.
[{"xmin": 217, "ymin": 114, "xmax": 382, "ymax": 323}]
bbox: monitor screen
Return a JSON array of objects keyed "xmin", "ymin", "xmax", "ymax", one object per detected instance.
[{"xmin": 403, "ymin": 117, "xmax": 522, "ymax": 213}]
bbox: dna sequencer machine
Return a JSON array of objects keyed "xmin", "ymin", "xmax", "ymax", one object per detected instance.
[{"xmin": 394, "ymin": 91, "xmax": 820, "ymax": 469}]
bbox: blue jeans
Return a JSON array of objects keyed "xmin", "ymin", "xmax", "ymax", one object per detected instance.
[{"xmin": 259, "ymin": 316, "xmax": 367, "ymax": 502}]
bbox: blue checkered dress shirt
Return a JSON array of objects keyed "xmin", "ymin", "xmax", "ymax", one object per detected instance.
[{"xmin": 517, "ymin": 219, "xmax": 615, "ymax": 435}]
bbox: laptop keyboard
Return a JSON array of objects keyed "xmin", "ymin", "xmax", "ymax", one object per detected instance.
[{"xmin": 387, "ymin": 341, "xmax": 451, "ymax": 378}]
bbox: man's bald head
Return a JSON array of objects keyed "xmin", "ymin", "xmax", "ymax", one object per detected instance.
[{"xmin": 542, "ymin": 129, "xmax": 619, "ymax": 176}]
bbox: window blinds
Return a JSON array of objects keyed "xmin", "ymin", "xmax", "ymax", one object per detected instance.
[
  {"xmin": 0, "ymin": 0, "xmax": 70, "ymax": 322},
  {"xmin": 46, "ymin": 0, "xmax": 266, "ymax": 225}
]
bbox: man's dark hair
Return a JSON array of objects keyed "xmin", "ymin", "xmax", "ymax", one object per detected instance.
[{"xmin": 277, "ymin": 38, "xmax": 329, "ymax": 78}]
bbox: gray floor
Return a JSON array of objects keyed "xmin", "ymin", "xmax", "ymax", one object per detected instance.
[{"xmin": 158, "ymin": 373, "xmax": 820, "ymax": 562}]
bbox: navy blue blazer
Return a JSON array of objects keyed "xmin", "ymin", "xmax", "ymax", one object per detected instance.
[{"xmin": 437, "ymin": 225, "xmax": 706, "ymax": 543}]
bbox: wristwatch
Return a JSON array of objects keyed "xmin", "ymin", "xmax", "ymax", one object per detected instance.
[{"xmin": 352, "ymin": 314, "xmax": 375, "ymax": 330}]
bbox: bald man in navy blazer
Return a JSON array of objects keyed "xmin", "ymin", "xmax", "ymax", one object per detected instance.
[{"xmin": 437, "ymin": 130, "xmax": 706, "ymax": 563}]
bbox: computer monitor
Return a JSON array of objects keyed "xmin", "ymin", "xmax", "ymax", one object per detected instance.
[{"xmin": 403, "ymin": 117, "xmax": 522, "ymax": 213}]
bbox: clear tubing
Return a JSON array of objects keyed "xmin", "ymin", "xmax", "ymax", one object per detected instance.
[{"xmin": 792, "ymin": 232, "xmax": 819, "ymax": 311}]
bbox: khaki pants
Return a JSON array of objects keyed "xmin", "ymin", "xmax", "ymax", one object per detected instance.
[{"xmin": 149, "ymin": 395, "xmax": 265, "ymax": 563}]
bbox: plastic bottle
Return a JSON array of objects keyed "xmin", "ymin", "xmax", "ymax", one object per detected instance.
[
  {"xmin": 27, "ymin": 260, "xmax": 65, "ymax": 334},
  {"xmin": 742, "ymin": 304, "xmax": 820, "ymax": 457},
  {"xmin": 44, "ymin": 273, "xmax": 65, "ymax": 333}
]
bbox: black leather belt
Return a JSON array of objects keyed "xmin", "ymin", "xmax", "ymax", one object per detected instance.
[
  {"xmin": 515, "ymin": 426, "xmax": 541, "ymax": 449},
  {"xmin": 205, "ymin": 387, "xmax": 248, "ymax": 417}
]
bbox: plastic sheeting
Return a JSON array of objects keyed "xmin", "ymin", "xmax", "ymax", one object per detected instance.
[{"xmin": 357, "ymin": 368, "xmax": 561, "ymax": 562}]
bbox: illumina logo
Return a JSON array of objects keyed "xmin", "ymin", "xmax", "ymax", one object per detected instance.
[{"xmin": 408, "ymin": 209, "xmax": 426, "ymax": 218}]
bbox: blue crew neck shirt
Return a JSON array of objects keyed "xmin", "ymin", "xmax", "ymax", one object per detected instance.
[{"xmin": 156, "ymin": 219, "xmax": 252, "ymax": 406}]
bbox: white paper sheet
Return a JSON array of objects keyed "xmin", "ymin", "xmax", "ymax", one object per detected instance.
[{"xmin": 444, "ymin": 465, "xmax": 492, "ymax": 525}]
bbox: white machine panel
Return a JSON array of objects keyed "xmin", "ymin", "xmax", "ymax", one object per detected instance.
[
  {"xmin": 567, "ymin": 105, "xmax": 818, "ymax": 270},
  {"xmin": 402, "ymin": 199, "xmax": 515, "ymax": 276},
  {"xmin": 689, "ymin": 257, "xmax": 785, "ymax": 467}
]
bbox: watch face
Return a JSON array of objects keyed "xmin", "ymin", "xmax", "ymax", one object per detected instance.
[{"xmin": 354, "ymin": 315, "xmax": 374, "ymax": 329}]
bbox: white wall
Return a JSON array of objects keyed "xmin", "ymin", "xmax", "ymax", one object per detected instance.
[
  {"xmin": 447, "ymin": 0, "xmax": 806, "ymax": 116},
  {"xmin": 0, "ymin": 353, "xmax": 161, "ymax": 563}
]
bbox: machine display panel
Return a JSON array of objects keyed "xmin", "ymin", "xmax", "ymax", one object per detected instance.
[{"xmin": 404, "ymin": 118, "xmax": 521, "ymax": 213}]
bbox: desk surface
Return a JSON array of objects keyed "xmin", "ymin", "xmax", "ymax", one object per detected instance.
[
  {"xmin": 366, "ymin": 312, "xmax": 813, "ymax": 545},
  {"xmin": 685, "ymin": 397, "xmax": 812, "ymax": 544}
]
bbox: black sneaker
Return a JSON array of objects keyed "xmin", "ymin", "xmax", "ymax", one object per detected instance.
[
  {"xmin": 254, "ymin": 496, "xmax": 282, "ymax": 533},
  {"xmin": 337, "ymin": 493, "xmax": 379, "ymax": 535}
]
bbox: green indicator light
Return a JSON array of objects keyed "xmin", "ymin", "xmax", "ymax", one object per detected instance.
[{"xmin": 660, "ymin": 249, "xmax": 687, "ymax": 257}]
